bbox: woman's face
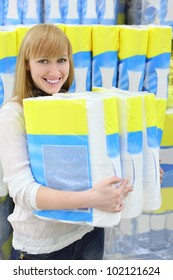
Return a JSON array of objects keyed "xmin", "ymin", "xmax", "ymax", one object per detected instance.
[{"xmin": 28, "ymin": 52, "xmax": 70, "ymax": 95}]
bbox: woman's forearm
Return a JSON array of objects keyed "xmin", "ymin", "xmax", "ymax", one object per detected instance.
[
  {"xmin": 36, "ymin": 185, "xmax": 92, "ymax": 210},
  {"xmin": 36, "ymin": 177, "xmax": 132, "ymax": 213}
]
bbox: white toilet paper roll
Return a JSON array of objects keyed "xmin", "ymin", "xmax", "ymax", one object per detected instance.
[{"xmin": 87, "ymin": 96, "xmax": 121, "ymax": 226}]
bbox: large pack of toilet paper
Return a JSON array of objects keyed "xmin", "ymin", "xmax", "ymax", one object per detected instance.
[
  {"xmin": 23, "ymin": 92, "xmax": 122, "ymax": 227},
  {"xmin": 23, "ymin": 89, "xmax": 166, "ymax": 226}
]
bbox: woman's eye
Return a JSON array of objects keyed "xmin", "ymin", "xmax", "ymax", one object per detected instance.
[
  {"xmin": 39, "ymin": 59, "xmax": 48, "ymax": 64},
  {"xmin": 58, "ymin": 58, "xmax": 67, "ymax": 63}
]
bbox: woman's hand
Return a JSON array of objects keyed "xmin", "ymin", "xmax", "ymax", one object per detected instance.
[
  {"xmin": 160, "ymin": 166, "xmax": 164, "ymax": 183},
  {"xmin": 89, "ymin": 176, "xmax": 132, "ymax": 213}
]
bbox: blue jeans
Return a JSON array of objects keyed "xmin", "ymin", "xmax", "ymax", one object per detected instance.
[{"xmin": 10, "ymin": 227, "xmax": 104, "ymax": 260}]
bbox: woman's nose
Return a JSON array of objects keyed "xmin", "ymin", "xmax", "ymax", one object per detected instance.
[{"xmin": 48, "ymin": 63, "xmax": 60, "ymax": 75}]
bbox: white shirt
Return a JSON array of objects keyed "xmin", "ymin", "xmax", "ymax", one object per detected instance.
[{"xmin": 0, "ymin": 101, "xmax": 93, "ymax": 254}]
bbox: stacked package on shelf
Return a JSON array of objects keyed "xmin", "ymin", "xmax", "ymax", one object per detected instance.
[
  {"xmin": 126, "ymin": 0, "xmax": 142, "ymax": 25},
  {"xmin": 159, "ymin": 0, "xmax": 173, "ymax": 29},
  {"xmin": 168, "ymin": 41, "xmax": 173, "ymax": 108},
  {"xmin": 92, "ymin": 25, "xmax": 119, "ymax": 89},
  {"xmin": 160, "ymin": 108, "xmax": 173, "ymax": 191},
  {"xmin": 16, "ymin": 25, "xmax": 32, "ymax": 53},
  {"xmin": 117, "ymin": 0, "xmax": 126, "ymax": 24},
  {"xmin": 23, "ymin": 92, "xmax": 122, "ymax": 227},
  {"xmin": 62, "ymin": 0, "xmax": 81, "ymax": 24},
  {"xmin": 143, "ymin": 26, "xmax": 172, "ymax": 98},
  {"xmin": 97, "ymin": 0, "xmax": 119, "ymax": 25},
  {"xmin": 141, "ymin": 0, "xmax": 173, "ymax": 31},
  {"xmin": 80, "ymin": 0, "xmax": 99, "ymax": 24},
  {"xmin": 65, "ymin": 25, "xmax": 92, "ymax": 92},
  {"xmin": 21, "ymin": 0, "xmax": 42, "ymax": 24},
  {"xmin": 141, "ymin": 0, "xmax": 161, "ymax": 25},
  {"xmin": 0, "ymin": 0, "xmax": 3, "ymax": 25},
  {"xmin": 44, "ymin": 0, "xmax": 63, "ymax": 23},
  {"xmin": 127, "ymin": 0, "xmax": 173, "ymax": 31},
  {"xmin": 3, "ymin": 0, "xmax": 22, "ymax": 25},
  {"xmin": 0, "ymin": 26, "xmax": 17, "ymax": 107},
  {"xmin": 117, "ymin": 25, "xmax": 148, "ymax": 92}
]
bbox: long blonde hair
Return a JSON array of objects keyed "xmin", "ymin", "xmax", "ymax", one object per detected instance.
[{"xmin": 13, "ymin": 24, "xmax": 74, "ymax": 104}]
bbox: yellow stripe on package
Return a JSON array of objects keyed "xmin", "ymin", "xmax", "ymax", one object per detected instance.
[
  {"xmin": 117, "ymin": 25, "xmax": 148, "ymax": 91},
  {"xmin": 143, "ymin": 26, "xmax": 172, "ymax": 98},
  {"xmin": 0, "ymin": 27, "xmax": 17, "ymax": 73},
  {"xmin": 23, "ymin": 93, "xmax": 122, "ymax": 227},
  {"xmin": 92, "ymin": 25, "xmax": 119, "ymax": 88},
  {"xmin": 65, "ymin": 25, "xmax": 92, "ymax": 92}
]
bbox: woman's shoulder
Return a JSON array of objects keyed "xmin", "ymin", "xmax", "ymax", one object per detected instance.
[
  {"xmin": 0, "ymin": 100, "xmax": 24, "ymax": 125},
  {"xmin": 0, "ymin": 100, "xmax": 26, "ymax": 140},
  {"xmin": 0, "ymin": 100, "xmax": 23, "ymax": 115}
]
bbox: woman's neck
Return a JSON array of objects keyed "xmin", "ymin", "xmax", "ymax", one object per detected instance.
[{"xmin": 32, "ymin": 86, "xmax": 51, "ymax": 97}]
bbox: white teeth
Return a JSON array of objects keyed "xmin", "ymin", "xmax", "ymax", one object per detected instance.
[{"xmin": 46, "ymin": 79, "xmax": 59, "ymax": 84}]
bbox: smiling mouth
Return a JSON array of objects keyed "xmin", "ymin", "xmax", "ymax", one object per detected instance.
[{"xmin": 44, "ymin": 78, "xmax": 62, "ymax": 84}]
